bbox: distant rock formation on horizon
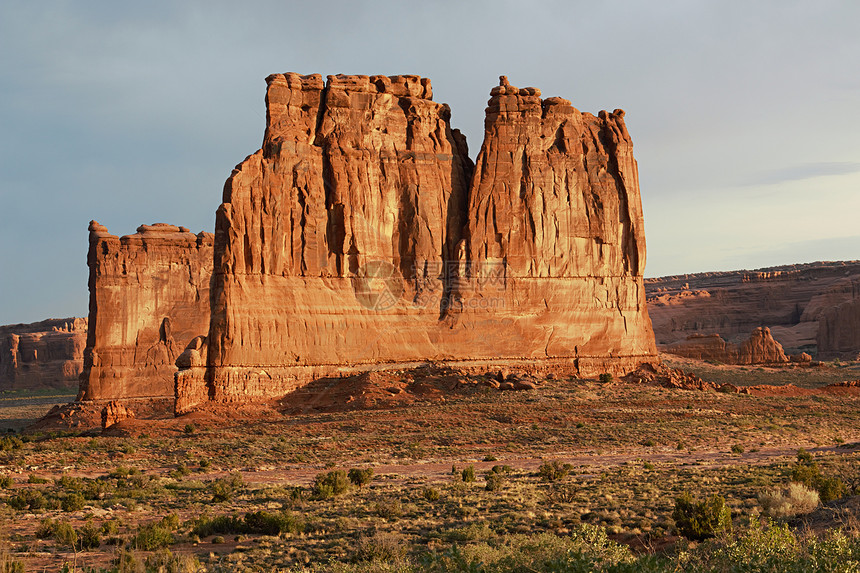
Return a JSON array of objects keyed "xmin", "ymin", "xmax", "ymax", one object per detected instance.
[
  {"xmin": 0, "ymin": 318, "xmax": 87, "ymax": 391},
  {"xmin": 646, "ymin": 261, "xmax": 860, "ymax": 360}
]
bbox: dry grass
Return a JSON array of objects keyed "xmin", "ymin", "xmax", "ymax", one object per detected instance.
[{"xmin": 0, "ymin": 364, "xmax": 858, "ymax": 570}]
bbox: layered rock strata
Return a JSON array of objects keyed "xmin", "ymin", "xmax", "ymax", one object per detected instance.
[
  {"xmin": 176, "ymin": 73, "xmax": 657, "ymax": 412},
  {"xmin": 79, "ymin": 222, "xmax": 213, "ymax": 401},
  {"xmin": 646, "ymin": 261, "xmax": 860, "ymax": 357},
  {"xmin": 0, "ymin": 318, "xmax": 87, "ymax": 390}
]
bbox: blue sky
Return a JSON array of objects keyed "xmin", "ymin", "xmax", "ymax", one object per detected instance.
[{"xmin": 1, "ymin": 0, "xmax": 859, "ymax": 324}]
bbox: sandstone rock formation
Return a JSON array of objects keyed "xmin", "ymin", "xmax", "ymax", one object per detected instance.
[
  {"xmin": 646, "ymin": 261, "xmax": 860, "ymax": 358},
  {"xmin": 0, "ymin": 318, "xmax": 87, "ymax": 390},
  {"xmin": 79, "ymin": 222, "xmax": 213, "ymax": 402},
  {"xmin": 176, "ymin": 73, "xmax": 657, "ymax": 413},
  {"xmin": 101, "ymin": 400, "xmax": 134, "ymax": 429},
  {"xmin": 665, "ymin": 327, "xmax": 790, "ymax": 364}
]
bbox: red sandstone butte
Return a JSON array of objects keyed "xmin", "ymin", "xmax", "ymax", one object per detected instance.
[
  {"xmin": 174, "ymin": 74, "xmax": 657, "ymax": 413},
  {"xmin": 78, "ymin": 222, "xmax": 213, "ymax": 402}
]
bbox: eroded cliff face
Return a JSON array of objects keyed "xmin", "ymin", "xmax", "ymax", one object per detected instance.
[
  {"xmin": 176, "ymin": 74, "xmax": 656, "ymax": 412},
  {"xmin": 79, "ymin": 222, "xmax": 213, "ymax": 401},
  {"xmin": 0, "ymin": 318, "xmax": 87, "ymax": 390},
  {"xmin": 817, "ymin": 279, "xmax": 860, "ymax": 360},
  {"xmin": 646, "ymin": 261, "xmax": 860, "ymax": 358}
]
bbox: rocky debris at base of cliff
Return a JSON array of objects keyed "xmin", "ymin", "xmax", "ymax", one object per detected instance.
[
  {"xmin": 277, "ymin": 364, "xmax": 546, "ymax": 415},
  {"xmin": 622, "ymin": 363, "xmax": 748, "ymax": 393},
  {"xmin": 101, "ymin": 401, "xmax": 134, "ymax": 429}
]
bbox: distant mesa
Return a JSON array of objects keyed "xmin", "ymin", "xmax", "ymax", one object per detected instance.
[
  {"xmin": 0, "ymin": 318, "xmax": 87, "ymax": 391},
  {"xmin": 646, "ymin": 261, "xmax": 860, "ymax": 362}
]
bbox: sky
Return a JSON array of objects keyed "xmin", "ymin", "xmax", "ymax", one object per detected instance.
[{"xmin": 1, "ymin": 0, "xmax": 859, "ymax": 325}]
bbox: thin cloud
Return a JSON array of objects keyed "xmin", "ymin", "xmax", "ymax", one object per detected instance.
[{"xmin": 745, "ymin": 162, "xmax": 860, "ymax": 186}]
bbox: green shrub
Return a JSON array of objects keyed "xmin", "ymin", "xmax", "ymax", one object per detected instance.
[
  {"xmin": 313, "ymin": 470, "xmax": 350, "ymax": 499},
  {"xmin": 35, "ymin": 518, "xmax": 56, "ymax": 539},
  {"xmin": 27, "ymin": 474, "xmax": 48, "ymax": 484},
  {"xmin": 132, "ymin": 523, "xmax": 174, "ymax": 551},
  {"xmin": 422, "ymin": 487, "xmax": 441, "ymax": 502},
  {"xmin": 192, "ymin": 511, "xmax": 304, "ymax": 538},
  {"xmin": 598, "ymin": 373, "xmax": 613, "ymax": 384},
  {"xmin": 538, "ymin": 460, "xmax": 572, "ymax": 482},
  {"xmin": 790, "ymin": 456, "xmax": 845, "ymax": 502},
  {"xmin": 672, "ymin": 492, "xmax": 732, "ymax": 540},
  {"xmin": 485, "ymin": 472, "xmax": 505, "ymax": 492},
  {"xmin": 210, "ymin": 472, "xmax": 244, "ymax": 503},
  {"xmin": 731, "ymin": 444, "xmax": 745, "ymax": 454},
  {"xmin": 61, "ymin": 493, "xmax": 85, "ymax": 512},
  {"xmin": 461, "ymin": 465, "xmax": 476, "ymax": 483},
  {"xmin": 0, "ymin": 475, "xmax": 12, "ymax": 489},
  {"xmin": 211, "ymin": 536, "xmax": 225, "ymax": 544},
  {"xmin": 348, "ymin": 467, "xmax": 374, "ymax": 488},
  {"xmin": 78, "ymin": 521, "xmax": 101, "ymax": 550},
  {"xmin": 183, "ymin": 423, "xmax": 196, "ymax": 434},
  {"xmin": 53, "ymin": 521, "xmax": 78, "ymax": 549},
  {"xmin": 8, "ymin": 489, "xmax": 46, "ymax": 511},
  {"xmin": 243, "ymin": 510, "xmax": 303, "ymax": 535}
]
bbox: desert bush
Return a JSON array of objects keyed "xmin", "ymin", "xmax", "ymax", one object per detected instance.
[
  {"xmin": 0, "ymin": 475, "xmax": 12, "ymax": 489},
  {"xmin": 210, "ymin": 472, "xmax": 244, "ymax": 503},
  {"xmin": 353, "ymin": 531, "xmax": 405, "ymax": 563},
  {"xmin": 759, "ymin": 482, "xmax": 819, "ymax": 518},
  {"xmin": 192, "ymin": 511, "xmax": 304, "ymax": 537},
  {"xmin": 790, "ymin": 454, "xmax": 845, "ymax": 503},
  {"xmin": 61, "ymin": 492, "xmax": 86, "ymax": 512},
  {"xmin": 484, "ymin": 465, "xmax": 512, "ymax": 492},
  {"xmin": 461, "ymin": 465, "xmax": 476, "ymax": 483},
  {"xmin": 422, "ymin": 487, "xmax": 441, "ymax": 502},
  {"xmin": 313, "ymin": 470, "xmax": 350, "ymax": 499},
  {"xmin": 53, "ymin": 520, "xmax": 78, "ymax": 549},
  {"xmin": 485, "ymin": 472, "xmax": 505, "ymax": 492},
  {"xmin": 27, "ymin": 474, "xmax": 48, "ymax": 484},
  {"xmin": 538, "ymin": 460, "xmax": 572, "ymax": 482},
  {"xmin": 545, "ymin": 482, "xmax": 578, "ymax": 504},
  {"xmin": 598, "ymin": 373, "xmax": 613, "ymax": 384},
  {"xmin": 7, "ymin": 489, "xmax": 46, "ymax": 511},
  {"xmin": 0, "ymin": 436, "xmax": 23, "ymax": 451},
  {"xmin": 348, "ymin": 467, "xmax": 374, "ymax": 488},
  {"xmin": 132, "ymin": 522, "xmax": 174, "ymax": 551},
  {"xmin": 78, "ymin": 521, "xmax": 101, "ymax": 550},
  {"xmin": 145, "ymin": 549, "xmax": 201, "ymax": 572},
  {"xmin": 731, "ymin": 444, "xmax": 745, "ymax": 454},
  {"xmin": 374, "ymin": 500, "xmax": 404, "ymax": 520},
  {"xmin": 183, "ymin": 423, "xmax": 196, "ymax": 434},
  {"xmin": 35, "ymin": 518, "xmax": 56, "ymax": 539},
  {"xmin": 672, "ymin": 492, "xmax": 732, "ymax": 540}
]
